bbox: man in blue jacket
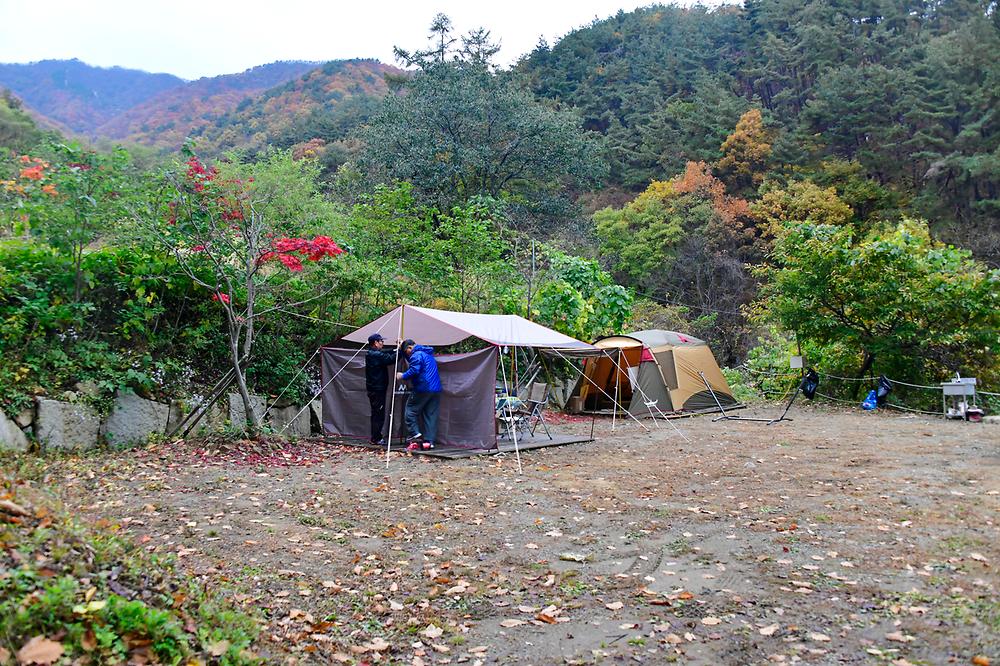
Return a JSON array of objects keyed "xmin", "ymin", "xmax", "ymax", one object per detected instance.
[{"xmin": 395, "ymin": 339, "xmax": 442, "ymax": 451}]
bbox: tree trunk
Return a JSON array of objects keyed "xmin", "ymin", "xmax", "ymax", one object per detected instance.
[{"xmin": 854, "ymin": 350, "xmax": 876, "ymax": 399}]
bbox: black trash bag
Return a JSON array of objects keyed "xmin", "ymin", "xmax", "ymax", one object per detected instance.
[
  {"xmin": 876, "ymin": 375, "xmax": 892, "ymax": 407},
  {"xmin": 800, "ymin": 368, "xmax": 820, "ymax": 400}
]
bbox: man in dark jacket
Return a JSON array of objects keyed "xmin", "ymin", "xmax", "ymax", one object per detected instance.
[
  {"xmin": 365, "ymin": 334, "xmax": 396, "ymax": 445},
  {"xmin": 395, "ymin": 339, "xmax": 442, "ymax": 451}
]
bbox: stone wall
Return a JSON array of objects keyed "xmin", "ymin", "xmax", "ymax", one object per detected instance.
[{"xmin": 1, "ymin": 390, "xmax": 322, "ymax": 453}]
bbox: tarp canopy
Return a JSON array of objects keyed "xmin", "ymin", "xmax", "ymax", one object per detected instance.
[
  {"xmin": 321, "ymin": 346, "xmax": 498, "ymax": 449},
  {"xmin": 343, "ymin": 305, "xmax": 597, "ymax": 350}
]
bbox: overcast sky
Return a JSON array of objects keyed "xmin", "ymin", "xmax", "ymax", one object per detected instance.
[{"xmin": 0, "ymin": 0, "xmax": 729, "ymax": 80}]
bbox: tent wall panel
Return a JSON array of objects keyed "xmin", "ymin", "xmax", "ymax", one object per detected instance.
[
  {"xmin": 668, "ymin": 346, "xmax": 736, "ymax": 410},
  {"xmin": 627, "ymin": 362, "xmax": 674, "ymax": 416},
  {"xmin": 321, "ymin": 346, "xmax": 498, "ymax": 449}
]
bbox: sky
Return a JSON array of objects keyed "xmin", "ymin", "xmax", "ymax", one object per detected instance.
[{"xmin": 0, "ymin": 0, "xmax": 729, "ymax": 80}]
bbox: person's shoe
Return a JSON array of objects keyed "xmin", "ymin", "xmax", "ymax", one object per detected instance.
[
  {"xmin": 373, "ymin": 438, "xmax": 386, "ymax": 447},
  {"xmin": 422, "ymin": 441, "xmax": 434, "ymax": 450},
  {"xmin": 406, "ymin": 442, "xmax": 421, "ymax": 453},
  {"xmin": 406, "ymin": 433, "xmax": 422, "ymax": 444}
]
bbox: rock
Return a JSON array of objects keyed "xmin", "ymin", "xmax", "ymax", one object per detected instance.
[
  {"xmin": 0, "ymin": 410, "xmax": 29, "ymax": 451},
  {"xmin": 101, "ymin": 391, "xmax": 169, "ymax": 448},
  {"xmin": 36, "ymin": 399, "xmax": 100, "ymax": 451},
  {"xmin": 310, "ymin": 399, "xmax": 323, "ymax": 434},
  {"xmin": 14, "ymin": 408, "xmax": 33, "ymax": 429},
  {"xmin": 228, "ymin": 393, "xmax": 267, "ymax": 431},
  {"xmin": 269, "ymin": 405, "xmax": 310, "ymax": 438},
  {"xmin": 166, "ymin": 399, "xmax": 187, "ymax": 435},
  {"xmin": 74, "ymin": 380, "xmax": 101, "ymax": 398}
]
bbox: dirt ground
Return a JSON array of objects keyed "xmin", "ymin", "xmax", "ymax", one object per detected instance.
[{"xmin": 36, "ymin": 404, "xmax": 1000, "ymax": 665}]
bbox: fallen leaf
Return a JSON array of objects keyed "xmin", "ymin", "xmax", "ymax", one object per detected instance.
[
  {"xmin": 808, "ymin": 633, "xmax": 830, "ymax": 642},
  {"xmin": 0, "ymin": 647, "xmax": 9, "ymax": 664},
  {"xmin": 701, "ymin": 616, "xmax": 721, "ymax": 626},
  {"xmin": 759, "ymin": 623, "xmax": 780, "ymax": 636},
  {"xmin": 885, "ymin": 631, "xmax": 914, "ymax": 643},
  {"xmin": 969, "ymin": 553, "xmax": 989, "ymax": 565},
  {"xmin": 971, "ymin": 657, "xmax": 990, "ymax": 666},
  {"xmin": 518, "ymin": 605, "xmax": 539, "ymax": 613},
  {"xmin": 536, "ymin": 613, "xmax": 558, "ymax": 624},
  {"xmin": 366, "ymin": 638, "xmax": 390, "ymax": 652},
  {"xmin": 500, "ymin": 619, "xmax": 527, "ymax": 627},
  {"xmin": 420, "ymin": 625, "xmax": 443, "ymax": 639},
  {"xmin": 207, "ymin": 640, "xmax": 230, "ymax": 657},
  {"xmin": 16, "ymin": 637, "xmax": 63, "ymax": 665},
  {"xmin": 665, "ymin": 633, "xmax": 683, "ymax": 644},
  {"xmin": 606, "ymin": 602, "xmax": 624, "ymax": 611}
]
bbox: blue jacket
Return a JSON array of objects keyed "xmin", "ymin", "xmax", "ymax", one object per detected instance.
[{"xmin": 401, "ymin": 345, "xmax": 442, "ymax": 393}]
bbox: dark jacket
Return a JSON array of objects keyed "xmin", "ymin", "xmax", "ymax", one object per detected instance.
[
  {"xmin": 365, "ymin": 347, "xmax": 396, "ymax": 393},
  {"xmin": 400, "ymin": 345, "xmax": 442, "ymax": 393}
]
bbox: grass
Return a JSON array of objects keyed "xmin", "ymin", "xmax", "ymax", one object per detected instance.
[{"xmin": 0, "ymin": 478, "xmax": 262, "ymax": 665}]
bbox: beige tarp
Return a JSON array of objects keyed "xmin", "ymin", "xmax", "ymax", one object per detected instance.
[{"xmin": 343, "ymin": 305, "xmax": 597, "ymax": 350}]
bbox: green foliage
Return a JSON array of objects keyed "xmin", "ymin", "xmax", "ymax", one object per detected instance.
[
  {"xmin": 358, "ymin": 46, "xmax": 606, "ymax": 225},
  {"xmin": 0, "ymin": 90, "xmax": 48, "ymax": 152},
  {"xmin": 755, "ymin": 218, "xmax": 1000, "ymax": 380},
  {"xmin": 0, "ymin": 487, "xmax": 260, "ymax": 665},
  {"xmin": 532, "ymin": 250, "xmax": 632, "ymax": 341}
]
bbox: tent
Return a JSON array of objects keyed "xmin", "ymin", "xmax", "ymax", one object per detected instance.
[
  {"xmin": 320, "ymin": 305, "xmax": 599, "ymax": 455},
  {"xmin": 574, "ymin": 329, "xmax": 737, "ymax": 416}
]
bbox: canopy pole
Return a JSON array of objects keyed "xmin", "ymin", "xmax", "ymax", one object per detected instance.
[
  {"xmin": 385, "ymin": 305, "xmax": 405, "ymax": 468},
  {"xmin": 498, "ymin": 347, "xmax": 523, "ymax": 474},
  {"xmin": 549, "ymin": 348, "xmax": 648, "ymax": 431},
  {"xmin": 602, "ymin": 350, "xmax": 690, "ymax": 443},
  {"xmin": 612, "ymin": 348, "xmax": 620, "ymax": 432}
]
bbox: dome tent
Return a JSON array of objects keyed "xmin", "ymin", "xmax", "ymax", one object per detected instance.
[{"xmin": 575, "ymin": 329, "xmax": 737, "ymax": 416}]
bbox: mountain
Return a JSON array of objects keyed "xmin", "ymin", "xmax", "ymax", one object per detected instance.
[
  {"xmin": 187, "ymin": 59, "xmax": 400, "ymax": 155},
  {"xmin": 0, "ymin": 59, "xmax": 183, "ymax": 133},
  {"xmin": 517, "ymin": 1, "xmax": 1000, "ymax": 259},
  {"xmin": 94, "ymin": 61, "xmax": 320, "ymax": 148}
]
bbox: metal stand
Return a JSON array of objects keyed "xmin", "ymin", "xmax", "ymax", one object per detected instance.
[{"xmin": 700, "ymin": 371, "xmax": 797, "ymax": 425}]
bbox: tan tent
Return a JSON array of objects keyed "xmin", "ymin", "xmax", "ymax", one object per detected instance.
[{"xmin": 575, "ymin": 329, "xmax": 736, "ymax": 416}]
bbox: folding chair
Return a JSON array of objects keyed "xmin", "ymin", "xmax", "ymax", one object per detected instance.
[{"xmin": 515, "ymin": 382, "xmax": 552, "ymax": 439}]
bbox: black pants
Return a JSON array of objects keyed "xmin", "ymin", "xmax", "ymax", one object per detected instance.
[{"xmin": 368, "ymin": 391, "xmax": 386, "ymax": 442}]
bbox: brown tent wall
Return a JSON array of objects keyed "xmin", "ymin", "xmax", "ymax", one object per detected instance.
[
  {"xmin": 321, "ymin": 346, "xmax": 498, "ymax": 449},
  {"xmin": 668, "ymin": 345, "xmax": 737, "ymax": 410}
]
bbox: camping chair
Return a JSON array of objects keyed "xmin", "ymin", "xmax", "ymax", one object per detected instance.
[
  {"xmin": 514, "ymin": 382, "xmax": 552, "ymax": 440},
  {"xmin": 496, "ymin": 390, "xmax": 529, "ymax": 441}
]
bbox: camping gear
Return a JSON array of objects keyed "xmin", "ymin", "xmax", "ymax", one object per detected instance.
[
  {"xmin": 942, "ymin": 375, "xmax": 978, "ymax": 420},
  {"xmin": 801, "ymin": 368, "xmax": 820, "ymax": 400},
  {"xmin": 571, "ymin": 330, "xmax": 737, "ymax": 416},
  {"xmin": 861, "ymin": 389, "xmax": 878, "ymax": 410},
  {"xmin": 321, "ymin": 305, "xmax": 610, "ymax": 468},
  {"xmin": 875, "ymin": 375, "xmax": 892, "ymax": 407}
]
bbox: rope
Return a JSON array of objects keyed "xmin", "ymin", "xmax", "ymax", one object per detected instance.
[
  {"xmin": 883, "ymin": 401, "xmax": 940, "ymax": 416},
  {"xmin": 263, "ymin": 347, "xmax": 320, "ymax": 416},
  {"xmin": 275, "ymin": 315, "xmax": 394, "ymax": 436},
  {"xmin": 548, "ymin": 348, "xmax": 649, "ymax": 431}
]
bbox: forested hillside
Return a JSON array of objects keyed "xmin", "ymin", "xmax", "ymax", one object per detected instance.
[
  {"xmin": 93, "ymin": 61, "xmax": 319, "ymax": 148},
  {"xmin": 1, "ymin": 3, "xmax": 998, "ymax": 431},
  {"xmin": 187, "ymin": 60, "xmax": 398, "ymax": 162},
  {"xmin": 518, "ymin": 1, "xmax": 1000, "ymax": 262},
  {"xmin": 0, "ymin": 59, "xmax": 183, "ymax": 133}
]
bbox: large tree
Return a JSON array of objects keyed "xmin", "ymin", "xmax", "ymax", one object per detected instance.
[
  {"xmin": 755, "ymin": 218, "xmax": 1000, "ymax": 379},
  {"xmin": 356, "ymin": 18, "xmax": 605, "ymax": 228}
]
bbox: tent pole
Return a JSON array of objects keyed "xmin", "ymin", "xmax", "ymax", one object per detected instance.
[
  {"xmin": 498, "ymin": 348, "xmax": 523, "ymax": 475},
  {"xmin": 612, "ymin": 348, "xmax": 620, "ymax": 432},
  {"xmin": 550, "ymin": 349, "xmax": 648, "ymax": 431},
  {"xmin": 603, "ymin": 349, "xmax": 690, "ymax": 443},
  {"xmin": 385, "ymin": 305, "xmax": 405, "ymax": 468}
]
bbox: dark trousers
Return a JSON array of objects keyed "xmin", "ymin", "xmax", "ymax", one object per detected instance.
[
  {"xmin": 404, "ymin": 392, "xmax": 440, "ymax": 444},
  {"xmin": 367, "ymin": 391, "xmax": 386, "ymax": 442}
]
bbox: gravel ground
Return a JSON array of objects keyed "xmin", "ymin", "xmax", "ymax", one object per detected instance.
[{"xmin": 41, "ymin": 404, "xmax": 1000, "ymax": 665}]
